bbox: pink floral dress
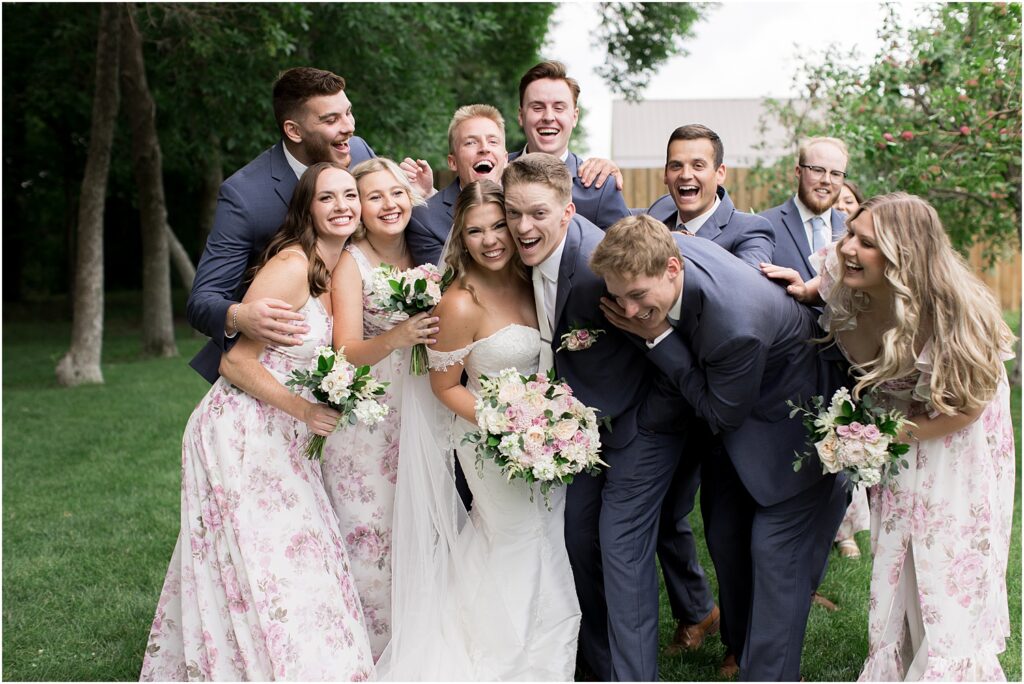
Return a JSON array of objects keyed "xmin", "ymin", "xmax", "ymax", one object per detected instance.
[
  {"xmin": 140, "ymin": 295, "xmax": 374, "ymax": 681},
  {"xmin": 320, "ymin": 243, "xmax": 408, "ymax": 660},
  {"xmin": 816, "ymin": 249, "xmax": 1015, "ymax": 681}
]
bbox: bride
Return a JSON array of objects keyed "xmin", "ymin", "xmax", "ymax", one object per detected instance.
[{"xmin": 376, "ymin": 180, "xmax": 581, "ymax": 681}]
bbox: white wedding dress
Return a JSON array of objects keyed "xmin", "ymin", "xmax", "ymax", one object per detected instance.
[{"xmin": 376, "ymin": 323, "xmax": 581, "ymax": 681}]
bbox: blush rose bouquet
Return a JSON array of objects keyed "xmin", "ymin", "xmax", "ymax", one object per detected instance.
[
  {"xmin": 462, "ymin": 368, "xmax": 608, "ymax": 508},
  {"xmin": 788, "ymin": 387, "xmax": 912, "ymax": 488}
]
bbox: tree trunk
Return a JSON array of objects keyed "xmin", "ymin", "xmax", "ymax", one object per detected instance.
[
  {"xmin": 198, "ymin": 138, "xmax": 223, "ymax": 249},
  {"xmin": 55, "ymin": 4, "xmax": 122, "ymax": 387},
  {"xmin": 166, "ymin": 224, "xmax": 195, "ymax": 290},
  {"xmin": 120, "ymin": 4, "xmax": 177, "ymax": 357}
]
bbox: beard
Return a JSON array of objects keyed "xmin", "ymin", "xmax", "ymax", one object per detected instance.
[
  {"xmin": 798, "ymin": 182, "xmax": 839, "ymax": 215},
  {"xmin": 304, "ymin": 134, "xmax": 351, "ymax": 168}
]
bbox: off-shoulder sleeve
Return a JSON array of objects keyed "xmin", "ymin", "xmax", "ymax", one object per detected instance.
[
  {"xmin": 426, "ymin": 344, "xmax": 473, "ymax": 372},
  {"xmin": 810, "ymin": 244, "xmax": 841, "ymax": 304},
  {"xmin": 810, "ymin": 244, "xmax": 853, "ymax": 335}
]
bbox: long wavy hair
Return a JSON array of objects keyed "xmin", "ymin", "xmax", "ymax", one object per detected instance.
[
  {"xmin": 250, "ymin": 162, "xmax": 350, "ymax": 297},
  {"xmin": 443, "ymin": 180, "xmax": 527, "ymax": 303},
  {"xmin": 826, "ymin": 192, "xmax": 1015, "ymax": 414}
]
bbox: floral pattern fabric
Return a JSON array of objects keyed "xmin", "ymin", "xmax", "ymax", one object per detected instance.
[
  {"xmin": 835, "ymin": 486, "xmax": 871, "ymax": 541},
  {"xmin": 320, "ymin": 243, "xmax": 408, "ymax": 660},
  {"xmin": 817, "ymin": 248, "xmax": 1014, "ymax": 681},
  {"xmin": 140, "ymin": 296, "xmax": 374, "ymax": 681}
]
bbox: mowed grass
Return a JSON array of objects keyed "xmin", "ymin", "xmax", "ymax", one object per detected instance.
[{"xmin": 3, "ymin": 296, "xmax": 1020, "ymax": 681}]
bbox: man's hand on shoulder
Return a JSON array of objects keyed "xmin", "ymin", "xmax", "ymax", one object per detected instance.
[
  {"xmin": 229, "ymin": 298, "xmax": 309, "ymax": 347},
  {"xmin": 400, "ymin": 157, "xmax": 436, "ymax": 199},
  {"xmin": 578, "ymin": 157, "xmax": 624, "ymax": 191}
]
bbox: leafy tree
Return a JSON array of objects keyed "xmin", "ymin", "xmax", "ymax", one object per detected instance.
[
  {"xmin": 594, "ymin": 2, "xmax": 709, "ymax": 101},
  {"xmin": 753, "ymin": 2, "xmax": 1021, "ymax": 261}
]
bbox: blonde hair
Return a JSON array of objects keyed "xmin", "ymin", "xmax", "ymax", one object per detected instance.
[
  {"xmin": 827, "ymin": 192, "xmax": 1015, "ymax": 414},
  {"xmin": 590, "ymin": 214, "xmax": 682, "ymax": 279},
  {"xmin": 501, "ymin": 153, "xmax": 572, "ymax": 207},
  {"xmin": 443, "ymin": 180, "xmax": 526, "ymax": 302},
  {"xmin": 447, "ymin": 104, "xmax": 505, "ymax": 155},
  {"xmin": 797, "ymin": 136, "xmax": 849, "ymax": 165},
  {"xmin": 350, "ymin": 156, "xmax": 426, "ymax": 241}
]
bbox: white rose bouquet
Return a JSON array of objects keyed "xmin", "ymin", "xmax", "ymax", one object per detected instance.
[
  {"xmin": 788, "ymin": 387, "xmax": 912, "ymax": 488},
  {"xmin": 462, "ymin": 368, "xmax": 608, "ymax": 508},
  {"xmin": 370, "ymin": 263, "xmax": 453, "ymax": 375},
  {"xmin": 286, "ymin": 346, "xmax": 390, "ymax": 460}
]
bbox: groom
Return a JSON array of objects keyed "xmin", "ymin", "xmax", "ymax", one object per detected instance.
[
  {"xmin": 592, "ymin": 215, "xmax": 840, "ymax": 681},
  {"xmin": 502, "ymin": 153, "xmax": 683, "ymax": 681}
]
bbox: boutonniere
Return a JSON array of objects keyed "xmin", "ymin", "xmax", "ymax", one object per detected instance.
[{"xmin": 557, "ymin": 323, "xmax": 605, "ymax": 352}]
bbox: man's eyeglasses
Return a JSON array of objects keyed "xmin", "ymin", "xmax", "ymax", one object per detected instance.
[{"xmin": 799, "ymin": 164, "xmax": 847, "ymax": 182}]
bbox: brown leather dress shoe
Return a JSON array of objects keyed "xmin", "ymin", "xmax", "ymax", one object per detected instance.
[
  {"xmin": 664, "ymin": 604, "xmax": 720, "ymax": 656},
  {"xmin": 718, "ymin": 651, "xmax": 739, "ymax": 678},
  {"xmin": 811, "ymin": 591, "xmax": 839, "ymax": 611}
]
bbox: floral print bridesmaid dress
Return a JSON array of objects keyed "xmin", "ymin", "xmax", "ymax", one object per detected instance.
[
  {"xmin": 816, "ymin": 249, "xmax": 1014, "ymax": 681},
  {"xmin": 140, "ymin": 295, "xmax": 374, "ymax": 681},
  {"xmin": 320, "ymin": 243, "xmax": 408, "ymax": 660}
]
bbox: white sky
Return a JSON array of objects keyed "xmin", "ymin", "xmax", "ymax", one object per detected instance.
[{"xmin": 545, "ymin": 1, "xmax": 916, "ymax": 159}]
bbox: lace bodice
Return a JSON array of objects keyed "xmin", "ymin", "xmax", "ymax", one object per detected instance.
[{"xmin": 427, "ymin": 324, "xmax": 541, "ymax": 395}]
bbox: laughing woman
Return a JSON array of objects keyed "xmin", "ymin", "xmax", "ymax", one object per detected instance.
[
  {"xmin": 140, "ymin": 163, "xmax": 373, "ymax": 681},
  {"xmin": 763, "ymin": 192, "xmax": 1016, "ymax": 681},
  {"xmin": 320, "ymin": 157, "xmax": 435, "ymax": 660}
]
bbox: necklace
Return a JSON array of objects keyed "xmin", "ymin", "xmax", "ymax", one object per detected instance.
[{"xmin": 363, "ymin": 234, "xmax": 407, "ymax": 266}]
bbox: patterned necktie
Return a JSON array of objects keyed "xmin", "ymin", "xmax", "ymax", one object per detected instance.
[
  {"xmin": 532, "ymin": 268, "xmax": 555, "ymax": 375},
  {"xmin": 811, "ymin": 216, "xmax": 829, "ymax": 252}
]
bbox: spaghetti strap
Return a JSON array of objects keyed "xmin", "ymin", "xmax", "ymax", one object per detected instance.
[{"xmin": 279, "ymin": 247, "xmax": 308, "ymax": 260}]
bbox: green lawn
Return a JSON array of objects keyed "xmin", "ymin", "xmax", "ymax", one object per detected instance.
[{"xmin": 3, "ymin": 294, "xmax": 1020, "ymax": 681}]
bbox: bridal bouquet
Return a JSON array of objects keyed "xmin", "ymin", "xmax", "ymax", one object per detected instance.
[
  {"xmin": 788, "ymin": 387, "xmax": 912, "ymax": 488},
  {"xmin": 286, "ymin": 346, "xmax": 390, "ymax": 460},
  {"xmin": 370, "ymin": 263, "xmax": 453, "ymax": 375},
  {"xmin": 462, "ymin": 368, "xmax": 608, "ymax": 507}
]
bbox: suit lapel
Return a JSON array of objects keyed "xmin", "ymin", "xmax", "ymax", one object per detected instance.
[
  {"xmin": 565, "ymin": 152, "xmax": 581, "ymax": 188},
  {"xmin": 271, "ymin": 141, "xmax": 297, "ymax": 210},
  {"xmin": 703, "ymin": 187, "xmax": 730, "ymax": 242},
  {"xmin": 829, "ymin": 208, "xmax": 846, "ymax": 241},
  {"xmin": 782, "ymin": 198, "xmax": 814, "ymax": 275},
  {"xmin": 677, "ymin": 244, "xmax": 704, "ymax": 345},
  {"xmin": 442, "ymin": 180, "xmax": 460, "ymax": 221},
  {"xmin": 554, "ymin": 218, "xmax": 581, "ymax": 332}
]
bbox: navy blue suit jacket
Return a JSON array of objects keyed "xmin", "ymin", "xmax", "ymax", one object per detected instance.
[
  {"xmin": 187, "ymin": 137, "xmax": 376, "ymax": 382},
  {"xmin": 546, "ymin": 214, "xmax": 652, "ymax": 449},
  {"xmin": 760, "ymin": 197, "xmax": 846, "ymax": 281},
  {"xmin": 646, "ymin": 187, "xmax": 775, "ymax": 268},
  {"xmin": 510, "ymin": 150, "xmax": 631, "ymax": 230},
  {"xmin": 645, "ymin": 235, "xmax": 829, "ymax": 507},
  {"xmin": 407, "ymin": 178, "xmax": 459, "ymax": 266}
]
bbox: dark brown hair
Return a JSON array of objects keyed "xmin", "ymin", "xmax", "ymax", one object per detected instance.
[
  {"xmin": 272, "ymin": 67, "xmax": 347, "ymax": 134},
  {"xmin": 251, "ymin": 162, "xmax": 350, "ymax": 297},
  {"xmin": 667, "ymin": 124, "xmax": 724, "ymax": 168},
  {"xmin": 518, "ymin": 60, "xmax": 580, "ymax": 106}
]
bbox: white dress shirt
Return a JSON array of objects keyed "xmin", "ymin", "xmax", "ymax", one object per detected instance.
[
  {"xmin": 675, "ymin": 195, "xmax": 721, "ymax": 234},
  {"xmin": 645, "ymin": 288, "xmax": 684, "ymax": 349},
  {"xmin": 536, "ymin": 234, "xmax": 567, "ymax": 331},
  {"xmin": 793, "ymin": 195, "xmax": 831, "ymax": 255},
  {"xmin": 283, "ymin": 143, "xmax": 308, "ymax": 180}
]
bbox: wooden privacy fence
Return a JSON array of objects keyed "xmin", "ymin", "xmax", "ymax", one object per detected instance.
[{"xmin": 621, "ymin": 168, "xmax": 1021, "ymax": 312}]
